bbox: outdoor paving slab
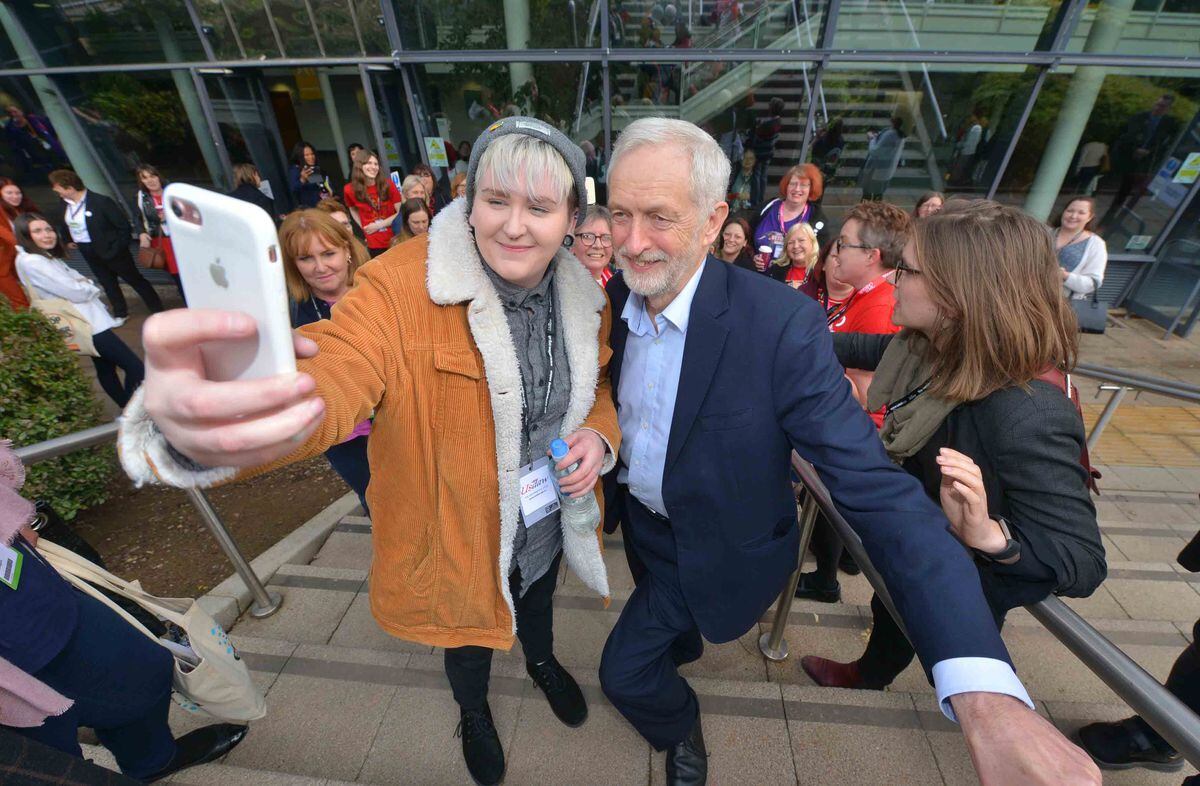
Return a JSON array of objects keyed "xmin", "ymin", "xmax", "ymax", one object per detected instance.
[
  {"xmin": 1060, "ymin": 585, "xmax": 1132, "ymax": 620},
  {"xmin": 1107, "ymin": 466, "xmax": 1194, "ymax": 493},
  {"xmin": 531, "ymin": 601, "xmax": 618, "ymax": 670},
  {"xmin": 234, "ymin": 584, "xmax": 359, "ymax": 644},
  {"xmin": 308, "ymin": 530, "xmax": 374, "ymax": 570},
  {"xmin": 781, "ymin": 685, "xmax": 943, "ymax": 786},
  {"xmin": 765, "ymin": 610, "xmax": 871, "ymax": 687},
  {"xmin": 679, "ymin": 624, "xmax": 770, "ymax": 683},
  {"xmin": 1104, "ymin": 566, "xmax": 1200, "ymax": 623},
  {"xmin": 327, "ymin": 591, "xmax": 435, "ymax": 655},
  {"xmin": 1107, "ymin": 532, "xmax": 1188, "ymax": 564},
  {"xmin": 223, "ymin": 649, "xmax": 399, "ymax": 781},
  {"xmin": 168, "ymin": 762, "xmax": 335, "ymax": 785},
  {"xmin": 1114, "ymin": 499, "xmax": 1200, "ymax": 529},
  {"xmin": 1097, "ymin": 499, "xmax": 1135, "ymax": 522}
]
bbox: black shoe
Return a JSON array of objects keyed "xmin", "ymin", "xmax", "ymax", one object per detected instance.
[
  {"xmin": 527, "ymin": 656, "xmax": 588, "ymax": 727},
  {"xmin": 1076, "ymin": 717, "xmax": 1183, "ymax": 772},
  {"xmin": 456, "ymin": 704, "xmax": 506, "ymax": 786},
  {"xmin": 666, "ymin": 715, "xmax": 708, "ymax": 786},
  {"xmin": 838, "ymin": 551, "xmax": 861, "ymax": 576},
  {"xmin": 793, "ymin": 571, "xmax": 841, "ymax": 603},
  {"xmin": 143, "ymin": 723, "xmax": 248, "ymax": 783}
]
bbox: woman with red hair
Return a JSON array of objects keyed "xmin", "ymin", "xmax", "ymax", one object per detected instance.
[
  {"xmin": 752, "ymin": 163, "xmax": 829, "ymax": 273},
  {"xmin": 0, "ymin": 178, "xmax": 36, "ymax": 309}
]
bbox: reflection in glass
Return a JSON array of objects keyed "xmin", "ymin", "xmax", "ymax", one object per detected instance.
[
  {"xmin": 832, "ymin": 0, "xmax": 1067, "ymax": 53},
  {"xmin": 608, "ymin": 0, "xmax": 828, "ymax": 52},
  {"xmin": 393, "ymin": 0, "xmax": 584, "ymax": 50},
  {"xmin": 0, "ymin": 77, "xmax": 73, "ymax": 211}
]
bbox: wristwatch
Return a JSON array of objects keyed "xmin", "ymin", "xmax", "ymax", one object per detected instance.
[{"xmin": 974, "ymin": 515, "xmax": 1021, "ymax": 565}]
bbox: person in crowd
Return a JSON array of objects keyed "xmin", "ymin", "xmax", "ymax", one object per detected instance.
[
  {"xmin": 117, "ymin": 117, "xmax": 619, "ymax": 786},
  {"xmin": 342, "ymin": 149, "xmax": 402, "ymax": 258},
  {"xmin": 227, "ymin": 163, "xmax": 277, "ymax": 224},
  {"xmin": 279, "ymin": 209, "xmax": 372, "ymax": 513},
  {"xmin": 410, "ymin": 163, "xmax": 441, "ymax": 216},
  {"xmin": 1077, "ymin": 531, "xmax": 1200, "ymax": 775},
  {"xmin": 315, "ymin": 196, "xmax": 369, "ymax": 248},
  {"xmin": 48, "ymin": 169, "xmax": 163, "ymax": 320},
  {"xmin": 571, "ymin": 204, "xmax": 614, "ymax": 285},
  {"xmin": 860, "ymin": 116, "xmax": 906, "ymax": 201},
  {"xmin": 3, "ymin": 103, "xmax": 65, "ymax": 174},
  {"xmin": 770, "ymin": 221, "xmax": 818, "ymax": 288},
  {"xmin": 0, "ymin": 439, "xmax": 248, "ymax": 782},
  {"xmin": 950, "ymin": 110, "xmax": 986, "ymax": 186},
  {"xmin": 750, "ymin": 96, "xmax": 785, "ymax": 205},
  {"xmin": 346, "ymin": 142, "xmax": 364, "ymax": 178},
  {"xmin": 913, "ymin": 191, "xmax": 945, "ymax": 218},
  {"xmin": 800, "ymin": 200, "xmax": 1106, "ymax": 698},
  {"xmin": 1072, "ymin": 140, "xmax": 1109, "ymax": 193},
  {"xmin": 288, "ymin": 141, "xmax": 331, "ymax": 208},
  {"xmin": 13, "ymin": 214, "xmax": 144, "ymax": 407},
  {"xmin": 811, "ymin": 117, "xmax": 845, "ymax": 181},
  {"xmin": 0, "ymin": 177, "xmax": 34, "ymax": 310},
  {"xmin": 391, "ymin": 198, "xmax": 430, "ymax": 245},
  {"xmin": 455, "ymin": 141, "xmax": 472, "ymax": 175},
  {"xmin": 451, "ymin": 171, "xmax": 468, "ymax": 201},
  {"xmin": 1054, "ymin": 196, "xmax": 1107, "ymax": 301},
  {"xmin": 726, "ymin": 149, "xmax": 755, "ymax": 215},
  {"xmin": 1101, "ymin": 94, "xmax": 1180, "ymax": 228},
  {"xmin": 598, "ymin": 117, "xmax": 1099, "ymax": 786},
  {"xmin": 712, "ymin": 216, "xmax": 755, "ymax": 271},
  {"xmin": 753, "ymin": 163, "xmax": 828, "ymax": 272},
  {"xmin": 798, "ymin": 235, "xmax": 855, "ymax": 314},
  {"xmin": 133, "ymin": 165, "xmax": 182, "ymax": 299},
  {"xmin": 400, "ymin": 174, "xmax": 427, "ymax": 204}
]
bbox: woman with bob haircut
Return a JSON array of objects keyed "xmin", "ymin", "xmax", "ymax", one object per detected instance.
[
  {"xmin": 770, "ymin": 220, "xmax": 818, "ymax": 288},
  {"xmin": 117, "ymin": 118, "xmax": 619, "ymax": 786},
  {"xmin": 801, "ymin": 200, "xmax": 1105, "ymax": 693}
]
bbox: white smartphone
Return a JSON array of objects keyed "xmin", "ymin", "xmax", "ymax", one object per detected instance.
[{"xmin": 164, "ymin": 183, "xmax": 296, "ymax": 382}]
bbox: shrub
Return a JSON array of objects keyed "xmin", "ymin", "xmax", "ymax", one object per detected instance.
[{"xmin": 0, "ymin": 299, "xmax": 111, "ymax": 518}]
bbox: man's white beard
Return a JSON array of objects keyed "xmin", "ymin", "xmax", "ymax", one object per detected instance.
[{"xmin": 615, "ymin": 243, "xmax": 701, "ymax": 301}]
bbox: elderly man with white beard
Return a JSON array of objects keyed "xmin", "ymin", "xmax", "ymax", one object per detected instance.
[{"xmin": 598, "ymin": 118, "xmax": 1100, "ymax": 786}]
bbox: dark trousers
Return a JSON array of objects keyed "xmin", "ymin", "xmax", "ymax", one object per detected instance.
[
  {"xmin": 1138, "ymin": 617, "xmax": 1200, "ymax": 751},
  {"xmin": 324, "ymin": 434, "xmax": 371, "ymax": 515},
  {"xmin": 600, "ymin": 495, "xmax": 701, "ymax": 750},
  {"xmin": 751, "ymin": 155, "xmax": 773, "ymax": 206},
  {"xmin": 619, "ymin": 518, "xmax": 704, "ymax": 667},
  {"xmin": 809, "ymin": 513, "xmax": 843, "ymax": 587},
  {"xmin": 444, "ymin": 552, "xmax": 562, "ymax": 712},
  {"xmin": 78, "ymin": 244, "xmax": 163, "ymax": 318},
  {"xmin": 10, "ymin": 592, "xmax": 177, "ymax": 781},
  {"xmin": 89, "ymin": 329, "xmax": 145, "ymax": 408}
]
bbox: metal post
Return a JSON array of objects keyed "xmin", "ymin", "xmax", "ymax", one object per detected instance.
[
  {"xmin": 184, "ymin": 488, "xmax": 282, "ymax": 618},
  {"xmin": 1086, "ymin": 385, "xmax": 1129, "ymax": 451},
  {"xmin": 759, "ymin": 490, "xmax": 820, "ymax": 661}
]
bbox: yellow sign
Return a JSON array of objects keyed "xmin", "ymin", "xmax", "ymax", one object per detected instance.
[{"xmin": 424, "ymin": 137, "xmax": 449, "ymax": 168}]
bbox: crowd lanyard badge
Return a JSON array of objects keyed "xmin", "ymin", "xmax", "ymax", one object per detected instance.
[
  {"xmin": 0, "ymin": 542, "xmax": 23, "ymax": 590},
  {"xmin": 519, "ymin": 457, "xmax": 561, "ymax": 528}
]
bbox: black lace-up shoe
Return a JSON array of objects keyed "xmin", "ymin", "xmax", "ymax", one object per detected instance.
[
  {"xmin": 1077, "ymin": 717, "xmax": 1183, "ymax": 772},
  {"xmin": 526, "ymin": 656, "xmax": 588, "ymax": 727},
  {"xmin": 666, "ymin": 714, "xmax": 708, "ymax": 786},
  {"xmin": 455, "ymin": 703, "xmax": 506, "ymax": 785},
  {"xmin": 792, "ymin": 571, "xmax": 841, "ymax": 603},
  {"xmin": 143, "ymin": 723, "xmax": 248, "ymax": 783}
]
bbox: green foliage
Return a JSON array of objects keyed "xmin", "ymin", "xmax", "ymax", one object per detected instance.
[
  {"xmin": 85, "ymin": 74, "xmax": 194, "ymax": 158},
  {"xmin": 0, "ymin": 301, "xmax": 111, "ymax": 519}
]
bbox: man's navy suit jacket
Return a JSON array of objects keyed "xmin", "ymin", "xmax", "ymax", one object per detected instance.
[{"xmin": 605, "ymin": 258, "xmax": 1013, "ymax": 676}]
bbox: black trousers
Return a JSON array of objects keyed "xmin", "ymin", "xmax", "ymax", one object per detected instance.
[
  {"xmin": 1137, "ymin": 618, "xmax": 1200, "ymax": 751},
  {"xmin": 809, "ymin": 513, "xmax": 843, "ymax": 586},
  {"xmin": 443, "ymin": 551, "xmax": 561, "ymax": 712},
  {"xmin": 89, "ymin": 329, "xmax": 145, "ymax": 408},
  {"xmin": 78, "ymin": 244, "xmax": 163, "ymax": 318}
]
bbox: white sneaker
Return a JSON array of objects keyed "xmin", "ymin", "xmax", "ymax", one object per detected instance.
[{"xmin": 111, "ymin": 317, "xmax": 127, "ymax": 327}]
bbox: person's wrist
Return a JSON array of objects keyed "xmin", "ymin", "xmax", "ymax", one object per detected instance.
[{"xmin": 972, "ymin": 517, "xmax": 1010, "ymax": 554}]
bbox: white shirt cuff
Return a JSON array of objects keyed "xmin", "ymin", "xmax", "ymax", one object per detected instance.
[{"xmin": 933, "ymin": 657, "xmax": 1034, "ymax": 723}]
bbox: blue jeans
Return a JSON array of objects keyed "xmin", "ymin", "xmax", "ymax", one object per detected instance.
[{"xmin": 12, "ymin": 591, "xmax": 177, "ymax": 780}]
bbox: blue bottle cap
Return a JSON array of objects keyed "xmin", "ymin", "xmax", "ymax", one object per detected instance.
[{"xmin": 550, "ymin": 439, "xmax": 570, "ymax": 460}]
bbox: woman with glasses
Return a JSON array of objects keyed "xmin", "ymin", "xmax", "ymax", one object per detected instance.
[
  {"xmin": 752, "ymin": 163, "xmax": 828, "ymax": 273},
  {"xmin": 800, "ymin": 200, "xmax": 1105, "ymax": 691},
  {"xmin": 571, "ymin": 204, "xmax": 615, "ymax": 286}
]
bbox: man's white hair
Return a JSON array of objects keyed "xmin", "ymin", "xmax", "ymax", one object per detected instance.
[{"xmin": 610, "ymin": 118, "xmax": 730, "ymax": 211}]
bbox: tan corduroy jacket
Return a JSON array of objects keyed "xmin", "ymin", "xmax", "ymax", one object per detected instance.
[{"xmin": 120, "ymin": 198, "xmax": 620, "ymax": 651}]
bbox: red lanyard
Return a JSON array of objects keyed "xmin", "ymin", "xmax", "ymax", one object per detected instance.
[{"xmin": 827, "ymin": 272, "xmax": 891, "ymax": 331}]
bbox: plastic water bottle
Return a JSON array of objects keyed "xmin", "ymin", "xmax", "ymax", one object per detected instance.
[{"xmin": 550, "ymin": 439, "xmax": 601, "ymax": 535}]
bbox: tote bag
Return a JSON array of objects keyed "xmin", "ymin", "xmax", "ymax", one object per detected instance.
[{"xmin": 21, "ymin": 285, "xmax": 98, "ymax": 356}]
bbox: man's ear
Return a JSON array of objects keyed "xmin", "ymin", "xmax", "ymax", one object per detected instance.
[{"xmin": 703, "ymin": 201, "xmax": 731, "ymax": 248}]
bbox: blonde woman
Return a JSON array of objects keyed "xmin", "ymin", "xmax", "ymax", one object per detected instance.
[
  {"xmin": 802, "ymin": 200, "xmax": 1105, "ymax": 693},
  {"xmin": 400, "ymin": 174, "xmax": 427, "ymax": 204},
  {"xmin": 342, "ymin": 148, "xmax": 401, "ymax": 256},
  {"xmin": 770, "ymin": 221, "xmax": 818, "ymax": 288}
]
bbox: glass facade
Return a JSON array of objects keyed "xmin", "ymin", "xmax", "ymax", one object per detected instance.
[{"xmin": 0, "ymin": 0, "xmax": 1195, "ymax": 272}]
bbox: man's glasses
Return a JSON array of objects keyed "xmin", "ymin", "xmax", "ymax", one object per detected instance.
[
  {"xmin": 576, "ymin": 232, "xmax": 613, "ymax": 248},
  {"xmin": 893, "ymin": 261, "xmax": 922, "ymax": 282},
  {"xmin": 834, "ymin": 238, "xmax": 873, "ymax": 254}
]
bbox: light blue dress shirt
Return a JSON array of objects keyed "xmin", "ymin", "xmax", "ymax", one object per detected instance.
[{"xmin": 614, "ymin": 257, "xmax": 1033, "ymax": 722}]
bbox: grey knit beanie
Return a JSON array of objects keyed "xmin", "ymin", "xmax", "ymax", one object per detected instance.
[{"xmin": 465, "ymin": 116, "xmax": 588, "ymax": 228}]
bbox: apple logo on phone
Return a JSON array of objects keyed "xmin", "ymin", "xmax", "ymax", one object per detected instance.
[{"xmin": 210, "ymin": 259, "xmax": 229, "ymax": 289}]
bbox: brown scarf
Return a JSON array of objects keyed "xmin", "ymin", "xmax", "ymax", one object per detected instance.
[{"xmin": 866, "ymin": 331, "xmax": 957, "ymax": 461}]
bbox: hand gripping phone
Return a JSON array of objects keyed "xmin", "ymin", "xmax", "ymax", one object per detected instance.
[{"xmin": 164, "ymin": 183, "xmax": 296, "ymax": 382}]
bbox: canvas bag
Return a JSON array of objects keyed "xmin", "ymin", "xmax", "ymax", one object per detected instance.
[
  {"xmin": 21, "ymin": 285, "xmax": 98, "ymax": 356},
  {"xmin": 36, "ymin": 539, "xmax": 266, "ymax": 722}
]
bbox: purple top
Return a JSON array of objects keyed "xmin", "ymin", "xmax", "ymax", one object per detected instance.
[{"xmin": 754, "ymin": 199, "xmax": 812, "ymax": 259}]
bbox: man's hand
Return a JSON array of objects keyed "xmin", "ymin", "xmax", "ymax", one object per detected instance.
[
  {"xmin": 953, "ymin": 692, "xmax": 1101, "ymax": 785},
  {"xmin": 141, "ymin": 309, "xmax": 324, "ymax": 468},
  {"xmin": 551, "ymin": 429, "xmax": 605, "ymax": 498}
]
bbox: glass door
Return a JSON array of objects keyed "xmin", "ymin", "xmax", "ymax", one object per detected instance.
[{"xmin": 201, "ymin": 71, "xmax": 290, "ymax": 211}]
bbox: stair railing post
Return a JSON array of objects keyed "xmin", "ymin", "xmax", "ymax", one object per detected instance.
[{"xmin": 759, "ymin": 488, "xmax": 820, "ymax": 661}]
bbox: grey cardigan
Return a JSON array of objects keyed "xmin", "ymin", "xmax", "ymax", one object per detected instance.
[{"xmin": 834, "ymin": 332, "xmax": 1106, "ymax": 608}]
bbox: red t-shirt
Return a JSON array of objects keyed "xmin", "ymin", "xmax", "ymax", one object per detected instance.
[
  {"xmin": 343, "ymin": 182, "xmax": 402, "ymax": 250},
  {"xmin": 831, "ymin": 278, "xmax": 899, "ymax": 428}
]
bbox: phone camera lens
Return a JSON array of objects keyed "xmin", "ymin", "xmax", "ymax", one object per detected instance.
[{"xmin": 171, "ymin": 200, "xmax": 183, "ymax": 218}]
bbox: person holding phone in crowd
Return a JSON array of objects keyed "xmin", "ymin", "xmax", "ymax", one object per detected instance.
[
  {"xmin": 342, "ymin": 149, "xmax": 402, "ymax": 258},
  {"xmin": 288, "ymin": 142, "xmax": 331, "ymax": 208},
  {"xmin": 118, "ymin": 118, "xmax": 619, "ymax": 786}
]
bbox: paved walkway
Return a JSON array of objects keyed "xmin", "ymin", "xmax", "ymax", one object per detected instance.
[{"xmin": 72, "ymin": 459, "xmax": 1200, "ymax": 785}]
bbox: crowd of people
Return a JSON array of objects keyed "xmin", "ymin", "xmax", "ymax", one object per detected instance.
[{"xmin": 0, "ymin": 109, "xmax": 1160, "ymax": 786}]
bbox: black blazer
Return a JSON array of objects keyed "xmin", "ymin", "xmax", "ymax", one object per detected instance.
[
  {"xmin": 604, "ymin": 259, "xmax": 1019, "ymax": 681},
  {"xmin": 228, "ymin": 184, "xmax": 278, "ymax": 226},
  {"xmin": 59, "ymin": 191, "xmax": 131, "ymax": 260},
  {"xmin": 833, "ymin": 331, "xmax": 1106, "ymax": 611}
]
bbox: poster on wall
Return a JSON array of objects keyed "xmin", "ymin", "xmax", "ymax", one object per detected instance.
[
  {"xmin": 424, "ymin": 137, "xmax": 449, "ymax": 168},
  {"xmin": 382, "ymin": 136, "xmax": 402, "ymax": 168},
  {"xmin": 1149, "ymin": 157, "xmax": 1188, "ymax": 210},
  {"xmin": 1174, "ymin": 152, "xmax": 1200, "ymax": 185}
]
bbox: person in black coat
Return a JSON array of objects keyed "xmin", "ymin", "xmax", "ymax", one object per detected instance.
[
  {"xmin": 227, "ymin": 163, "xmax": 278, "ymax": 226},
  {"xmin": 48, "ymin": 169, "xmax": 162, "ymax": 319},
  {"xmin": 801, "ymin": 199, "xmax": 1106, "ymax": 693}
]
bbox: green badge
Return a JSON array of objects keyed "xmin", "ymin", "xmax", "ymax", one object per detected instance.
[{"xmin": 0, "ymin": 543, "xmax": 23, "ymax": 591}]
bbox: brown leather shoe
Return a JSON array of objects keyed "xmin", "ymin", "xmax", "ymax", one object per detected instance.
[{"xmin": 800, "ymin": 656, "xmax": 875, "ymax": 690}]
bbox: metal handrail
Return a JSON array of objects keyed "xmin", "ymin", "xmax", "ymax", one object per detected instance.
[
  {"xmin": 765, "ymin": 453, "xmax": 1200, "ymax": 766},
  {"xmin": 15, "ymin": 423, "xmax": 282, "ymax": 618},
  {"xmin": 1068, "ymin": 363, "xmax": 1200, "ymax": 450}
]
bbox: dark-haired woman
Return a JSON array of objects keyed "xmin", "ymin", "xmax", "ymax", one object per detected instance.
[
  {"xmin": 288, "ymin": 141, "xmax": 331, "ymax": 208},
  {"xmin": 391, "ymin": 198, "xmax": 430, "ymax": 245},
  {"xmin": 801, "ymin": 200, "xmax": 1105, "ymax": 693},
  {"xmin": 342, "ymin": 149, "xmax": 401, "ymax": 257},
  {"xmin": 13, "ymin": 214, "xmax": 144, "ymax": 407},
  {"xmin": 134, "ymin": 164, "xmax": 182, "ymax": 300},
  {"xmin": 0, "ymin": 177, "xmax": 35, "ymax": 309},
  {"xmin": 713, "ymin": 217, "xmax": 755, "ymax": 271}
]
